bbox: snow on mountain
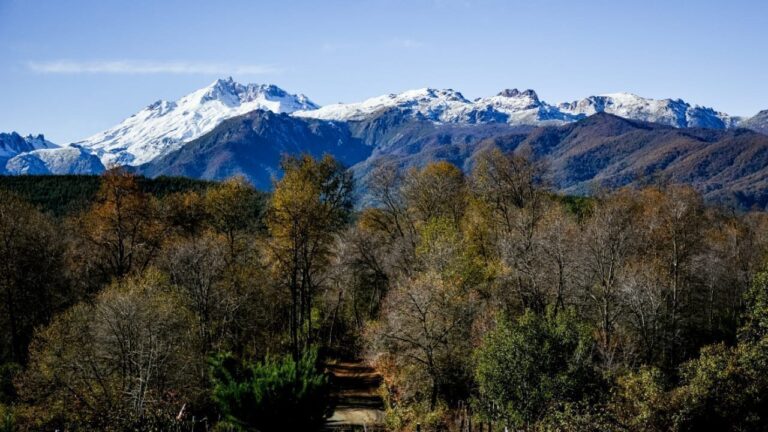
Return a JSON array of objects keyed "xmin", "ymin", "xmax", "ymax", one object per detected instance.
[
  {"xmin": 6, "ymin": 82, "xmax": 747, "ymax": 177},
  {"xmin": 76, "ymin": 77, "xmax": 319, "ymax": 166},
  {"xmin": 557, "ymin": 93, "xmax": 739, "ymax": 129},
  {"xmin": 0, "ymin": 132, "xmax": 58, "ymax": 159},
  {"xmin": 295, "ymin": 88, "xmax": 472, "ymax": 122},
  {"xmin": 466, "ymin": 89, "xmax": 578, "ymax": 125},
  {"xmin": 294, "ymin": 87, "xmax": 577, "ymax": 125},
  {"xmin": 742, "ymin": 110, "xmax": 768, "ymax": 135},
  {"xmin": 5, "ymin": 145, "xmax": 105, "ymax": 175},
  {"xmin": 296, "ymin": 89, "xmax": 736, "ymax": 129}
]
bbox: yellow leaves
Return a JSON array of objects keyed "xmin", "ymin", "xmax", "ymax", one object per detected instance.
[
  {"xmin": 402, "ymin": 161, "xmax": 467, "ymax": 226},
  {"xmin": 356, "ymin": 207, "xmax": 391, "ymax": 234},
  {"xmin": 204, "ymin": 176, "xmax": 263, "ymax": 237},
  {"xmin": 264, "ymin": 154, "xmax": 354, "ymax": 352},
  {"xmin": 267, "ymin": 154, "xmax": 353, "ymax": 245},
  {"xmin": 66, "ymin": 168, "xmax": 172, "ymax": 284}
]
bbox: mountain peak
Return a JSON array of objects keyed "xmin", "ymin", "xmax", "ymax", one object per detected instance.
[
  {"xmin": 498, "ymin": 88, "xmax": 539, "ymax": 101},
  {"xmin": 598, "ymin": 91, "xmax": 642, "ymax": 99},
  {"xmin": 0, "ymin": 131, "xmax": 58, "ymax": 159},
  {"xmin": 78, "ymin": 79, "xmax": 318, "ymax": 166},
  {"xmin": 200, "ymin": 77, "xmax": 241, "ymax": 104},
  {"xmin": 397, "ymin": 88, "xmax": 469, "ymax": 102},
  {"xmin": 295, "ymin": 87, "xmax": 471, "ymax": 122}
]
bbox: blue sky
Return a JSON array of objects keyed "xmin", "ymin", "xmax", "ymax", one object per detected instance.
[{"xmin": 1, "ymin": 0, "xmax": 767, "ymax": 144}]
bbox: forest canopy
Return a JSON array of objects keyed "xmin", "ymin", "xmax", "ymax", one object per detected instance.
[{"xmin": 1, "ymin": 150, "xmax": 768, "ymax": 431}]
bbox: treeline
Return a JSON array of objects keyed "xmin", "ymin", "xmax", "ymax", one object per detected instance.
[
  {"xmin": 0, "ymin": 174, "xmax": 215, "ymax": 216},
  {"xmin": 0, "ymin": 149, "xmax": 768, "ymax": 431}
]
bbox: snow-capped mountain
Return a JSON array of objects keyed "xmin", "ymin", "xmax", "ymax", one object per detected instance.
[
  {"xmin": 5, "ymin": 146, "xmax": 104, "ymax": 175},
  {"xmin": 558, "ymin": 93, "xmax": 740, "ymax": 129},
  {"xmin": 76, "ymin": 77, "xmax": 318, "ymax": 166},
  {"xmin": 742, "ymin": 110, "xmax": 768, "ymax": 135},
  {"xmin": 6, "ymin": 79, "xmax": 764, "ymax": 180},
  {"xmin": 72, "ymin": 79, "xmax": 749, "ymax": 171},
  {"xmin": 294, "ymin": 88, "xmax": 473, "ymax": 122},
  {"xmin": 295, "ymin": 88, "xmax": 734, "ymax": 129},
  {"xmin": 0, "ymin": 132, "xmax": 58, "ymax": 159},
  {"xmin": 294, "ymin": 87, "xmax": 582, "ymax": 125},
  {"xmin": 467, "ymin": 89, "xmax": 578, "ymax": 125}
]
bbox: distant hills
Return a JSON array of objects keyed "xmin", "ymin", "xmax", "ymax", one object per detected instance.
[
  {"xmin": 484, "ymin": 114, "xmax": 768, "ymax": 208},
  {"xmin": 4, "ymin": 78, "xmax": 768, "ymax": 208}
]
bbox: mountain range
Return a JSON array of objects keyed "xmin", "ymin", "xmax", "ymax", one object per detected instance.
[{"xmin": 3, "ymin": 78, "xmax": 768, "ymax": 207}]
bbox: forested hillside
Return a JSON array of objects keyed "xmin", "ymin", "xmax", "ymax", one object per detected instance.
[
  {"xmin": 0, "ymin": 175, "xmax": 216, "ymax": 215},
  {"xmin": 1, "ymin": 152, "xmax": 768, "ymax": 431}
]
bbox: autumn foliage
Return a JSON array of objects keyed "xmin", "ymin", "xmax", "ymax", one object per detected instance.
[{"xmin": 0, "ymin": 152, "xmax": 768, "ymax": 431}]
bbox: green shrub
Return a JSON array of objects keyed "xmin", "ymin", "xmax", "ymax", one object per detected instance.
[
  {"xmin": 0, "ymin": 405, "xmax": 14, "ymax": 432},
  {"xmin": 474, "ymin": 308, "xmax": 601, "ymax": 429},
  {"xmin": 209, "ymin": 348, "xmax": 330, "ymax": 432}
]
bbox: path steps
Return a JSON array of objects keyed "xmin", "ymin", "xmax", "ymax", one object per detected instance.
[{"xmin": 324, "ymin": 361, "xmax": 387, "ymax": 431}]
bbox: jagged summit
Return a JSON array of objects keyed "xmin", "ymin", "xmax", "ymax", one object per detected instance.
[
  {"xmin": 295, "ymin": 87, "xmax": 734, "ymax": 129},
  {"xmin": 198, "ymin": 77, "xmax": 315, "ymax": 108},
  {"xmin": 497, "ymin": 88, "xmax": 539, "ymax": 100},
  {"xmin": 0, "ymin": 132, "xmax": 58, "ymax": 159},
  {"xmin": 742, "ymin": 109, "xmax": 768, "ymax": 135},
  {"xmin": 294, "ymin": 87, "xmax": 471, "ymax": 123},
  {"xmin": 77, "ymin": 78, "xmax": 318, "ymax": 166},
  {"xmin": 5, "ymin": 146, "xmax": 104, "ymax": 175},
  {"xmin": 557, "ymin": 93, "xmax": 738, "ymax": 129}
]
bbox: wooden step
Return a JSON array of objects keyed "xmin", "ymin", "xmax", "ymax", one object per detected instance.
[{"xmin": 324, "ymin": 360, "xmax": 386, "ymax": 429}]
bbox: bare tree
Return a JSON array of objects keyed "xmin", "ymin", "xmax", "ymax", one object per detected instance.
[
  {"xmin": 21, "ymin": 271, "xmax": 199, "ymax": 426},
  {"xmin": 577, "ymin": 190, "xmax": 639, "ymax": 368},
  {"xmin": 372, "ymin": 270, "xmax": 477, "ymax": 410}
]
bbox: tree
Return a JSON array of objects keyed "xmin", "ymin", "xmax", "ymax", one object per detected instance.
[
  {"xmin": 366, "ymin": 161, "xmax": 417, "ymax": 243},
  {"xmin": 374, "ymin": 270, "xmax": 478, "ymax": 411},
  {"xmin": 363, "ymin": 162, "xmax": 420, "ymax": 277},
  {"xmin": 474, "ymin": 308, "xmax": 600, "ymax": 429},
  {"xmin": 203, "ymin": 176, "xmax": 264, "ymax": 257},
  {"xmin": 20, "ymin": 271, "xmax": 199, "ymax": 429},
  {"xmin": 159, "ymin": 231, "xmax": 278, "ymax": 359},
  {"xmin": 0, "ymin": 190, "xmax": 68, "ymax": 365},
  {"xmin": 402, "ymin": 161, "xmax": 467, "ymax": 228},
  {"xmin": 266, "ymin": 154, "xmax": 354, "ymax": 359},
  {"xmin": 470, "ymin": 147, "xmax": 547, "ymax": 234},
  {"xmin": 577, "ymin": 190, "xmax": 640, "ymax": 368},
  {"xmin": 317, "ymin": 226, "xmax": 390, "ymax": 356},
  {"xmin": 537, "ymin": 204, "xmax": 581, "ymax": 313},
  {"xmin": 640, "ymin": 187, "xmax": 706, "ymax": 365},
  {"xmin": 610, "ymin": 268, "xmax": 768, "ymax": 432},
  {"xmin": 618, "ymin": 260, "xmax": 667, "ymax": 364},
  {"xmin": 70, "ymin": 169, "xmax": 165, "ymax": 287},
  {"xmin": 160, "ymin": 233, "xmax": 230, "ymax": 354},
  {"xmin": 209, "ymin": 348, "xmax": 330, "ymax": 432},
  {"xmin": 471, "ymin": 148, "xmax": 555, "ymax": 313},
  {"xmin": 161, "ymin": 190, "xmax": 208, "ymax": 237}
]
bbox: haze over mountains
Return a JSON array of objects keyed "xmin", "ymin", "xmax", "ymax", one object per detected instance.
[{"xmin": 3, "ymin": 78, "xmax": 768, "ymax": 207}]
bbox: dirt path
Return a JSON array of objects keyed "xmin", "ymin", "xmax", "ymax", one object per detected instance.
[{"xmin": 324, "ymin": 361, "xmax": 386, "ymax": 431}]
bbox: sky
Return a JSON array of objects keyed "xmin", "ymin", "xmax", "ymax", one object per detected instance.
[{"xmin": 1, "ymin": 0, "xmax": 767, "ymax": 144}]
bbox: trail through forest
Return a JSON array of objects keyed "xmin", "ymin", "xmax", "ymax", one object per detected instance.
[{"xmin": 325, "ymin": 361, "xmax": 386, "ymax": 431}]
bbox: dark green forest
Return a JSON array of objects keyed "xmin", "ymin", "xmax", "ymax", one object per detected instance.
[
  {"xmin": 0, "ymin": 175, "xmax": 215, "ymax": 216},
  {"xmin": 1, "ymin": 149, "xmax": 768, "ymax": 431}
]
